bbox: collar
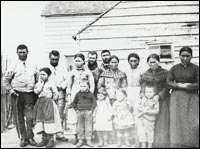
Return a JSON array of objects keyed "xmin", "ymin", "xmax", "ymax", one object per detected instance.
[
  {"xmin": 76, "ymin": 66, "xmax": 85, "ymax": 71},
  {"xmin": 180, "ymin": 62, "xmax": 191, "ymax": 68}
]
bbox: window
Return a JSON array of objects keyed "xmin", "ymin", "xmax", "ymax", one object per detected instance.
[{"xmin": 146, "ymin": 42, "xmax": 174, "ymax": 62}]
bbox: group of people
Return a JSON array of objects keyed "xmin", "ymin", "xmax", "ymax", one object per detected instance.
[{"xmin": 3, "ymin": 44, "xmax": 199, "ymax": 148}]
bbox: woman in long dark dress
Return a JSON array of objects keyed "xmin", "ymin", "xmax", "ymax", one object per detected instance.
[
  {"xmin": 140, "ymin": 54, "xmax": 170, "ymax": 148},
  {"xmin": 167, "ymin": 47, "xmax": 199, "ymax": 148}
]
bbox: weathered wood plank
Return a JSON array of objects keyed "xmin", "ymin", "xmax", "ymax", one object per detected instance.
[
  {"xmin": 115, "ymin": 1, "xmax": 199, "ymax": 9},
  {"xmin": 105, "ymin": 5, "xmax": 199, "ymax": 17},
  {"xmin": 94, "ymin": 14, "xmax": 199, "ymax": 26},
  {"xmin": 80, "ymin": 27, "xmax": 199, "ymax": 39}
]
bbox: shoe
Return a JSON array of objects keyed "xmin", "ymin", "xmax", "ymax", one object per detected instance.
[
  {"xmin": 46, "ymin": 138, "xmax": 54, "ymax": 148},
  {"xmin": 36, "ymin": 137, "xmax": 49, "ymax": 147},
  {"xmin": 125, "ymin": 138, "xmax": 131, "ymax": 147},
  {"xmin": 86, "ymin": 140, "xmax": 93, "ymax": 147},
  {"xmin": 103, "ymin": 140, "xmax": 108, "ymax": 147},
  {"xmin": 72, "ymin": 135, "xmax": 78, "ymax": 145},
  {"xmin": 98, "ymin": 139, "xmax": 103, "ymax": 147},
  {"xmin": 27, "ymin": 138, "xmax": 37, "ymax": 146},
  {"xmin": 56, "ymin": 136, "xmax": 69, "ymax": 142},
  {"xmin": 117, "ymin": 138, "xmax": 122, "ymax": 147},
  {"xmin": 76, "ymin": 140, "xmax": 83, "ymax": 148},
  {"xmin": 20, "ymin": 138, "xmax": 27, "ymax": 147}
]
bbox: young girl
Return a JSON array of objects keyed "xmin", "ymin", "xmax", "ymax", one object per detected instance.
[
  {"xmin": 66, "ymin": 53, "xmax": 95, "ymax": 145},
  {"xmin": 112, "ymin": 89, "xmax": 134, "ymax": 147},
  {"xmin": 93, "ymin": 87, "xmax": 113, "ymax": 147},
  {"xmin": 137, "ymin": 85, "xmax": 159, "ymax": 148},
  {"xmin": 33, "ymin": 67, "xmax": 62, "ymax": 148}
]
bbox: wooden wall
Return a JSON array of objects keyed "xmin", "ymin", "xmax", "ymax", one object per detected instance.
[{"xmin": 76, "ymin": 1, "xmax": 199, "ymax": 71}]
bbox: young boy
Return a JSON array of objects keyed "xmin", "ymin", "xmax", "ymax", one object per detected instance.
[
  {"xmin": 137, "ymin": 85, "xmax": 159, "ymax": 148},
  {"xmin": 71, "ymin": 80, "xmax": 97, "ymax": 147}
]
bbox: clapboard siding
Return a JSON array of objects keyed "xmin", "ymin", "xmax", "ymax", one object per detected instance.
[
  {"xmin": 76, "ymin": 1, "xmax": 199, "ymax": 68},
  {"xmin": 44, "ymin": 15, "xmax": 99, "ymax": 55}
]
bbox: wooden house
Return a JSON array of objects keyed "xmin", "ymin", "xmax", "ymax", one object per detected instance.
[
  {"xmin": 73, "ymin": 1, "xmax": 199, "ymax": 71},
  {"xmin": 41, "ymin": 1, "xmax": 117, "ymax": 71}
]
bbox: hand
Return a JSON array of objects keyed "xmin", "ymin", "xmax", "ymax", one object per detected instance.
[
  {"xmin": 9, "ymin": 89, "xmax": 19, "ymax": 96},
  {"xmin": 178, "ymin": 83, "xmax": 191, "ymax": 89},
  {"xmin": 153, "ymin": 95, "xmax": 160, "ymax": 102}
]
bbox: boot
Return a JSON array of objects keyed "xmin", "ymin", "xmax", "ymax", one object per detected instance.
[
  {"xmin": 98, "ymin": 137, "xmax": 103, "ymax": 147},
  {"xmin": 117, "ymin": 137, "xmax": 122, "ymax": 147},
  {"xmin": 72, "ymin": 134, "xmax": 78, "ymax": 145},
  {"xmin": 46, "ymin": 134, "xmax": 54, "ymax": 148},
  {"xmin": 103, "ymin": 133, "xmax": 108, "ymax": 147},
  {"xmin": 76, "ymin": 140, "xmax": 83, "ymax": 148},
  {"xmin": 36, "ymin": 133, "xmax": 48, "ymax": 147},
  {"xmin": 86, "ymin": 140, "xmax": 94, "ymax": 147},
  {"xmin": 125, "ymin": 137, "xmax": 131, "ymax": 147}
]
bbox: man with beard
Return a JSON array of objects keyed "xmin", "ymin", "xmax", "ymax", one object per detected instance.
[
  {"xmin": 99, "ymin": 50, "xmax": 111, "ymax": 73},
  {"xmin": 3, "ymin": 44, "xmax": 38, "ymax": 147},
  {"xmin": 46, "ymin": 50, "xmax": 68, "ymax": 142},
  {"xmin": 87, "ymin": 51, "xmax": 101, "ymax": 97}
]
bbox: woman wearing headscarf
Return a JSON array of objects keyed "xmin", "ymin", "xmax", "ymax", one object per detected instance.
[
  {"xmin": 140, "ymin": 54, "xmax": 170, "ymax": 148},
  {"xmin": 167, "ymin": 47, "xmax": 199, "ymax": 148}
]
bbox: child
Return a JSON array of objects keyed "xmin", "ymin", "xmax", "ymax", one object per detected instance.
[
  {"xmin": 137, "ymin": 85, "xmax": 159, "ymax": 148},
  {"xmin": 112, "ymin": 89, "xmax": 134, "ymax": 147},
  {"xmin": 93, "ymin": 87, "xmax": 113, "ymax": 147},
  {"xmin": 33, "ymin": 67, "xmax": 62, "ymax": 148},
  {"xmin": 71, "ymin": 80, "xmax": 97, "ymax": 148}
]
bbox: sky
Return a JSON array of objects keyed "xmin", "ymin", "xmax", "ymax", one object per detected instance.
[{"xmin": 1, "ymin": 1, "xmax": 50, "ymax": 68}]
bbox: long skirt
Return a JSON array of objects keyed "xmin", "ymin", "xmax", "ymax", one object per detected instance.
[
  {"xmin": 153, "ymin": 96, "xmax": 170, "ymax": 148},
  {"xmin": 34, "ymin": 97, "xmax": 62, "ymax": 134},
  {"xmin": 169, "ymin": 90, "xmax": 199, "ymax": 148}
]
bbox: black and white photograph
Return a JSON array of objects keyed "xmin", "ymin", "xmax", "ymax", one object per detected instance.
[{"xmin": 1, "ymin": 1, "xmax": 199, "ymax": 148}]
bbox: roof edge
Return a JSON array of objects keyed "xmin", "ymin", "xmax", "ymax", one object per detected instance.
[
  {"xmin": 72, "ymin": 1, "xmax": 121, "ymax": 40},
  {"xmin": 41, "ymin": 13, "xmax": 102, "ymax": 17}
]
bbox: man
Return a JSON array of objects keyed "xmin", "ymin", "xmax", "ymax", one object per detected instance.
[
  {"xmin": 47, "ymin": 50, "xmax": 68, "ymax": 142},
  {"xmin": 87, "ymin": 51, "xmax": 101, "ymax": 97},
  {"xmin": 99, "ymin": 50, "xmax": 111, "ymax": 73},
  {"xmin": 3, "ymin": 44, "xmax": 38, "ymax": 147}
]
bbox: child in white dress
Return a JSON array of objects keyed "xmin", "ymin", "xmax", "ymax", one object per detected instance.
[
  {"xmin": 137, "ymin": 85, "xmax": 159, "ymax": 148},
  {"xmin": 93, "ymin": 87, "xmax": 113, "ymax": 147},
  {"xmin": 112, "ymin": 89, "xmax": 134, "ymax": 147}
]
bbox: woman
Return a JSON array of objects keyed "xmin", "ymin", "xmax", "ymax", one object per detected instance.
[
  {"xmin": 140, "ymin": 54, "xmax": 170, "ymax": 148},
  {"xmin": 98, "ymin": 55, "xmax": 128, "ymax": 144},
  {"xmin": 98, "ymin": 55, "xmax": 128, "ymax": 105},
  {"xmin": 66, "ymin": 53, "xmax": 95, "ymax": 145},
  {"xmin": 167, "ymin": 47, "xmax": 199, "ymax": 148},
  {"xmin": 126, "ymin": 53, "xmax": 145, "ymax": 147}
]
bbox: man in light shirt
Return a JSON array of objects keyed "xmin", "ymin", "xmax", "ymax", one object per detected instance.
[
  {"xmin": 3, "ymin": 44, "xmax": 38, "ymax": 147},
  {"xmin": 47, "ymin": 50, "xmax": 68, "ymax": 141}
]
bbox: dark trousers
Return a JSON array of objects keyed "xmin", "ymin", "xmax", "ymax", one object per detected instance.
[{"xmin": 11, "ymin": 91, "xmax": 37, "ymax": 139}]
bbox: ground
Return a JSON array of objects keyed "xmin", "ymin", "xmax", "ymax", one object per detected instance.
[{"xmin": 1, "ymin": 127, "xmax": 136, "ymax": 148}]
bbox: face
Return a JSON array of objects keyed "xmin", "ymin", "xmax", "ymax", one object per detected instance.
[
  {"xmin": 50, "ymin": 55, "xmax": 59, "ymax": 67},
  {"xmin": 17, "ymin": 49, "xmax": 28, "ymax": 61},
  {"xmin": 109, "ymin": 58, "xmax": 119, "ymax": 71},
  {"xmin": 129, "ymin": 57, "xmax": 139, "ymax": 69},
  {"xmin": 145, "ymin": 87, "xmax": 155, "ymax": 99},
  {"xmin": 80, "ymin": 83, "xmax": 88, "ymax": 92},
  {"xmin": 116, "ymin": 91, "xmax": 124, "ymax": 102},
  {"xmin": 148, "ymin": 58, "xmax": 159, "ymax": 71},
  {"xmin": 74, "ymin": 57, "xmax": 84, "ymax": 68},
  {"xmin": 88, "ymin": 54, "xmax": 97, "ymax": 65},
  {"xmin": 180, "ymin": 51, "xmax": 192, "ymax": 65},
  {"xmin": 101, "ymin": 52, "xmax": 110, "ymax": 64},
  {"xmin": 97, "ymin": 93, "xmax": 105, "ymax": 101},
  {"xmin": 39, "ymin": 71, "xmax": 49, "ymax": 82}
]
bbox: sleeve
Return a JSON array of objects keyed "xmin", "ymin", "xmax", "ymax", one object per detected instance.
[
  {"xmin": 121, "ymin": 73, "xmax": 128, "ymax": 88},
  {"xmin": 88, "ymin": 70, "xmax": 95, "ymax": 93},
  {"xmin": 66, "ymin": 71, "xmax": 74, "ymax": 95},
  {"xmin": 71, "ymin": 93, "xmax": 79, "ymax": 110},
  {"xmin": 51, "ymin": 82, "xmax": 59, "ymax": 100},
  {"xmin": 97, "ymin": 75, "xmax": 105, "ymax": 90},
  {"xmin": 166, "ymin": 66, "xmax": 179, "ymax": 89},
  {"xmin": 91, "ymin": 93, "xmax": 97, "ymax": 111},
  {"xmin": 3, "ymin": 65, "xmax": 15, "ymax": 91},
  {"xmin": 147, "ymin": 101, "xmax": 159, "ymax": 115},
  {"xmin": 186, "ymin": 66, "xmax": 199, "ymax": 91},
  {"xmin": 158, "ymin": 71, "xmax": 170, "ymax": 100},
  {"xmin": 140, "ymin": 76, "xmax": 146, "ymax": 97},
  {"xmin": 34, "ymin": 82, "xmax": 43, "ymax": 95}
]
